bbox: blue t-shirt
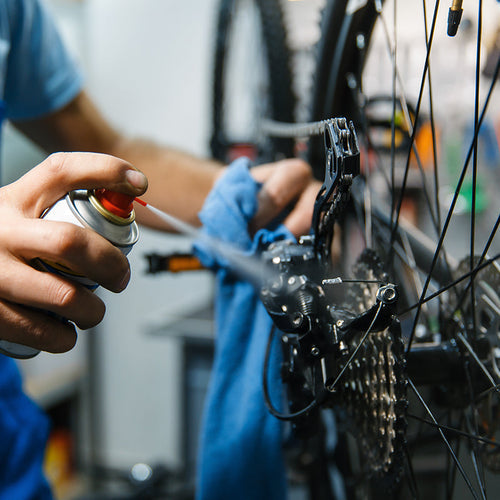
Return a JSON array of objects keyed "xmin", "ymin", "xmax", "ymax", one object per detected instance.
[
  {"xmin": 0, "ymin": 1, "xmax": 83, "ymax": 498},
  {"xmin": 0, "ymin": 0, "xmax": 83, "ymax": 120}
]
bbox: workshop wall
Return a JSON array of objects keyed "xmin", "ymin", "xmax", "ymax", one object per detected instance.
[
  {"xmin": 4, "ymin": 0, "xmax": 500, "ymax": 494},
  {"xmin": 1, "ymin": 0, "xmax": 220, "ymax": 484},
  {"xmin": 83, "ymin": 0, "xmax": 218, "ymax": 470}
]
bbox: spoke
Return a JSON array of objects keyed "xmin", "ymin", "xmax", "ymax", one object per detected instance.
[
  {"xmin": 403, "ymin": 443, "xmax": 419, "ymax": 499},
  {"xmin": 453, "ymin": 213, "xmax": 500, "ymax": 316},
  {"xmin": 378, "ymin": 4, "xmax": 441, "ymax": 235},
  {"xmin": 364, "ymin": 179, "xmax": 373, "ymax": 248},
  {"xmin": 407, "ymin": 414, "xmax": 500, "ymax": 449},
  {"xmin": 367, "ymin": 134, "xmax": 392, "ymax": 189},
  {"xmin": 390, "ymin": 0, "xmax": 397, "ymax": 221},
  {"xmin": 352, "ymin": 183, "xmax": 370, "ymax": 250},
  {"xmin": 469, "ymin": 0, "xmax": 483, "ymax": 343},
  {"xmin": 469, "ymin": 447, "xmax": 487, "ymax": 500},
  {"xmin": 420, "ymin": 0, "xmax": 450, "ymax": 324},
  {"xmin": 422, "ymin": 0, "xmax": 441, "ymax": 231},
  {"xmin": 326, "ymin": 302, "xmax": 383, "ymax": 392},
  {"xmin": 446, "ymin": 411, "xmax": 461, "ymax": 500},
  {"xmin": 400, "ymin": 253, "xmax": 500, "ymax": 314},
  {"xmin": 402, "ymin": 2, "xmax": 500, "ymax": 355},
  {"xmin": 355, "ymin": 99, "xmax": 393, "ymax": 198},
  {"xmin": 464, "ymin": 356, "xmax": 488, "ymax": 500},
  {"xmin": 385, "ymin": 0, "xmax": 441, "ymax": 259},
  {"xmin": 400, "ymin": 229, "xmax": 430, "ymax": 318},
  {"xmin": 456, "ymin": 331, "xmax": 498, "ymax": 394},
  {"xmin": 408, "ymin": 379, "xmax": 481, "ymax": 500},
  {"xmin": 478, "ymin": 382, "xmax": 500, "ymax": 401}
]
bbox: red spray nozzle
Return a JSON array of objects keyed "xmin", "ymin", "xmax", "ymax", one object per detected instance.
[
  {"xmin": 94, "ymin": 189, "xmax": 135, "ymax": 218},
  {"xmin": 134, "ymin": 197, "xmax": 148, "ymax": 207}
]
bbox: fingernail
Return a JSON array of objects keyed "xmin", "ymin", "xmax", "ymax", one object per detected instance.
[
  {"xmin": 119, "ymin": 268, "xmax": 130, "ymax": 291},
  {"xmin": 126, "ymin": 169, "xmax": 148, "ymax": 191}
]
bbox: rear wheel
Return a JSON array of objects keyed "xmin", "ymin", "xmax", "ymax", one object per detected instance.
[{"xmin": 307, "ymin": 1, "xmax": 500, "ymax": 497}]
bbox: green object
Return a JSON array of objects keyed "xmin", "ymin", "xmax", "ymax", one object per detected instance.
[
  {"xmin": 460, "ymin": 177, "xmax": 488, "ymax": 214},
  {"xmin": 445, "ymin": 134, "xmax": 488, "ymax": 214}
]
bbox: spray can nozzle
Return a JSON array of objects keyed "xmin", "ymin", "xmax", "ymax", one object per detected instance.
[{"xmin": 93, "ymin": 189, "xmax": 135, "ymax": 219}]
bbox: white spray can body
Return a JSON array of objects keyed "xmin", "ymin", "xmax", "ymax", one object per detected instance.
[{"xmin": 0, "ymin": 189, "xmax": 139, "ymax": 359}]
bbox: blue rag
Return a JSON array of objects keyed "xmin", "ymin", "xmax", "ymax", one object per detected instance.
[{"xmin": 193, "ymin": 159, "xmax": 293, "ymax": 500}]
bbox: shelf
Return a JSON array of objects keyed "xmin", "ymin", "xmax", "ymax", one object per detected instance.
[{"xmin": 145, "ymin": 301, "xmax": 215, "ymax": 342}]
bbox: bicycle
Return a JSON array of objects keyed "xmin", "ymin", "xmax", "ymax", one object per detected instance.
[
  {"xmin": 210, "ymin": 0, "xmax": 296, "ymax": 164},
  {"xmin": 257, "ymin": 1, "xmax": 500, "ymax": 498},
  {"xmin": 153, "ymin": 1, "xmax": 500, "ymax": 498}
]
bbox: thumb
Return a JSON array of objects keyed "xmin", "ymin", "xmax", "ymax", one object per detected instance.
[{"xmin": 7, "ymin": 152, "xmax": 148, "ymax": 217}]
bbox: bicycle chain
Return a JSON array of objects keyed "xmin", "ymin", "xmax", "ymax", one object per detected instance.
[{"xmin": 261, "ymin": 118, "xmax": 332, "ymax": 138}]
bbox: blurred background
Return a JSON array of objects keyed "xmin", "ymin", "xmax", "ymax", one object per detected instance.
[
  {"xmin": 3, "ymin": 1, "xmax": 500, "ymax": 498},
  {"xmin": 4, "ymin": 1, "xmax": 220, "ymax": 497}
]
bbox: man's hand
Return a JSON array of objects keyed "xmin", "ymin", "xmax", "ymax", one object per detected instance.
[
  {"xmin": 250, "ymin": 158, "xmax": 320, "ymax": 238},
  {"xmin": 0, "ymin": 152, "xmax": 147, "ymax": 353}
]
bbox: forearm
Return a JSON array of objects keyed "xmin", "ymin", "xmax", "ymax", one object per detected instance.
[
  {"xmin": 14, "ymin": 90, "xmax": 315, "ymax": 237},
  {"xmin": 14, "ymin": 91, "xmax": 224, "ymax": 230},
  {"xmin": 109, "ymin": 137, "xmax": 224, "ymax": 229}
]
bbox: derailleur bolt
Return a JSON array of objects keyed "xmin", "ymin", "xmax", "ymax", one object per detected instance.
[
  {"xmin": 377, "ymin": 284, "xmax": 397, "ymax": 304},
  {"xmin": 292, "ymin": 313, "xmax": 303, "ymax": 327}
]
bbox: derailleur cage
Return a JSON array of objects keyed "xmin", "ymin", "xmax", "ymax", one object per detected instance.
[{"xmin": 312, "ymin": 118, "xmax": 360, "ymax": 261}]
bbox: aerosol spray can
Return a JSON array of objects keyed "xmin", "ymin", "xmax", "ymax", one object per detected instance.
[{"xmin": 0, "ymin": 189, "xmax": 139, "ymax": 359}]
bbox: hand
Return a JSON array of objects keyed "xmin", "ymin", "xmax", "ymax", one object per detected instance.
[
  {"xmin": 0, "ymin": 152, "xmax": 148, "ymax": 353},
  {"xmin": 249, "ymin": 158, "xmax": 320, "ymax": 238}
]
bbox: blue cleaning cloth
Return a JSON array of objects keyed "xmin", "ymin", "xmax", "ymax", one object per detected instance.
[
  {"xmin": 0, "ymin": 355, "xmax": 52, "ymax": 500},
  {"xmin": 194, "ymin": 158, "xmax": 293, "ymax": 500}
]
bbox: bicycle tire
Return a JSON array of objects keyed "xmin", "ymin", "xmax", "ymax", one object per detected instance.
[
  {"xmin": 210, "ymin": 0, "xmax": 296, "ymax": 163},
  {"xmin": 307, "ymin": 0, "xmax": 350, "ymax": 178},
  {"xmin": 304, "ymin": 1, "xmax": 500, "ymax": 498}
]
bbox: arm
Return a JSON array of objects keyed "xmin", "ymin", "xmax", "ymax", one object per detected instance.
[
  {"xmin": 14, "ymin": 90, "xmax": 317, "ymax": 237},
  {"xmin": 13, "ymin": 91, "xmax": 223, "ymax": 230}
]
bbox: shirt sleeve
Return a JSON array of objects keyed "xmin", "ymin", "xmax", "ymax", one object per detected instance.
[{"xmin": 4, "ymin": 0, "xmax": 84, "ymax": 121}]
